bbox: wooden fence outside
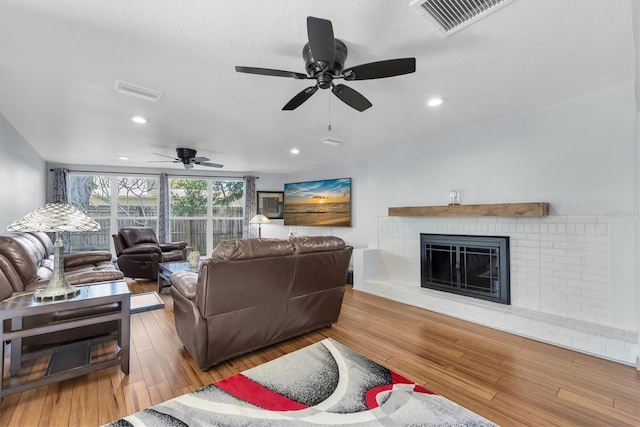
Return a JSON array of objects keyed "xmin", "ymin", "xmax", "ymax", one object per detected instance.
[{"xmin": 69, "ymin": 215, "xmax": 243, "ymax": 254}]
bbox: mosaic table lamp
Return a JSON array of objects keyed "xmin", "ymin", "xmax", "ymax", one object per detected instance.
[{"xmin": 7, "ymin": 202, "xmax": 101, "ymax": 301}]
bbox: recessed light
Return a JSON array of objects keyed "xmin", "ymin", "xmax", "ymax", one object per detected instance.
[
  {"xmin": 131, "ymin": 116, "xmax": 148, "ymax": 124},
  {"xmin": 118, "ymin": 156, "xmax": 129, "ymax": 160},
  {"xmin": 426, "ymin": 97, "xmax": 446, "ymax": 107},
  {"xmin": 290, "ymin": 148, "xmax": 300, "ymax": 154}
]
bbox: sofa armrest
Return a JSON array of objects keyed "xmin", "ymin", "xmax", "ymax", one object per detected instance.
[
  {"xmin": 171, "ymin": 271, "xmax": 198, "ymax": 300},
  {"xmin": 160, "ymin": 242, "xmax": 187, "ymax": 252},
  {"xmin": 64, "ymin": 251, "xmax": 112, "ymax": 268},
  {"xmin": 121, "ymin": 244, "xmax": 162, "ymax": 255}
]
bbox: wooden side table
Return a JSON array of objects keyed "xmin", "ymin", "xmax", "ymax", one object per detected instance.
[{"xmin": 0, "ymin": 281, "xmax": 130, "ymax": 402}]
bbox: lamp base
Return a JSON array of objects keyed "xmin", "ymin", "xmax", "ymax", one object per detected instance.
[
  {"xmin": 34, "ymin": 278, "xmax": 80, "ymax": 302},
  {"xmin": 33, "ymin": 231, "xmax": 81, "ymax": 302}
]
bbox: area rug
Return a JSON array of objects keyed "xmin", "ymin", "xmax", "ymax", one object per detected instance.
[
  {"xmin": 106, "ymin": 338, "xmax": 497, "ymax": 426},
  {"xmin": 130, "ymin": 291, "xmax": 165, "ymax": 314}
]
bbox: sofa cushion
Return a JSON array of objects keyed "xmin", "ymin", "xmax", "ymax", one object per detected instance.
[
  {"xmin": 291, "ymin": 236, "xmax": 346, "ymax": 254},
  {"xmin": 27, "ymin": 232, "xmax": 54, "ymax": 257},
  {"xmin": 0, "ymin": 235, "xmax": 39, "ymax": 286},
  {"xmin": 171, "ymin": 271, "xmax": 198, "ymax": 300},
  {"xmin": 64, "ymin": 251, "xmax": 112, "ymax": 268},
  {"xmin": 212, "ymin": 238, "xmax": 295, "ymax": 261},
  {"xmin": 120, "ymin": 227, "xmax": 159, "ymax": 247}
]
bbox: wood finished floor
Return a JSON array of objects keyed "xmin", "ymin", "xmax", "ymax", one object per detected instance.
[{"xmin": 1, "ymin": 280, "xmax": 639, "ymax": 426}]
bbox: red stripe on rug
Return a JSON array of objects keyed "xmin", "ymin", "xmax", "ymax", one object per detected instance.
[
  {"xmin": 391, "ymin": 371, "xmax": 436, "ymax": 394},
  {"xmin": 215, "ymin": 374, "xmax": 309, "ymax": 411}
]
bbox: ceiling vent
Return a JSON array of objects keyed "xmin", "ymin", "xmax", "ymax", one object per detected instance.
[
  {"xmin": 410, "ymin": 0, "xmax": 514, "ymax": 36},
  {"xmin": 114, "ymin": 80, "xmax": 164, "ymax": 102},
  {"xmin": 318, "ymin": 136, "xmax": 343, "ymax": 146}
]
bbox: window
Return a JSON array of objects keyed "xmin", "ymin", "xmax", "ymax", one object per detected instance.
[
  {"xmin": 68, "ymin": 174, "xmax": 159, "ymax": 252},
  {"xmin": 169, "ymin": 178, "xmax": 207, "ymax": 254},
  {"xmin": 68, "ymin": 174, "xmax": 244, "ymax": 256},
  {"xmin": 169, "ymin": 178, "xmax": 244, "ymax": 254},
  {"xmin": 67, "ymin": 174, "xmax": 112, "ymax": 251},
  {"xmin": 115, "ymin": 176, "xmax": 158, "ymax": 230}
]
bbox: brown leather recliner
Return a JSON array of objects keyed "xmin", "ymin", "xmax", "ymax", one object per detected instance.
[
  {"xmin": 170, "ymin": 236, "xmax": 352, "ymax": 371},
  {"xmin": 112, "ymin": 227, "xmax": 187, "ymax": 280}
]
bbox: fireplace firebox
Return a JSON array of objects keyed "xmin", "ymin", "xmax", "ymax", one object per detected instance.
[{"xmin": 420, "ymin": 234, "xmax": 510, "ymax": 304}]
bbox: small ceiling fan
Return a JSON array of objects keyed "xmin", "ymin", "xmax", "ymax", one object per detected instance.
[
  {"xmin": 150, "ymin": 148, "xmax": 223, "ymax": 169},
  {"xmin": 235, "ymin": 16, "xmax": 416, "ymax": 112}
]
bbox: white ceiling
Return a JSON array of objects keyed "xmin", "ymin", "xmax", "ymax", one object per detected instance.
[{"xmin": 0, "ymin": 0, "xmax": 636, "ymax": 174}]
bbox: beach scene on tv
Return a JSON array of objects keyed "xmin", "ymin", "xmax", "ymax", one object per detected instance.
[{"xmin": 284, "ymin": 178, "xmax": 351, "ymax": 226}]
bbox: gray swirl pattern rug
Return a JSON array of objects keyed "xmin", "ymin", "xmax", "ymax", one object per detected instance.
[{"xmin": 106, "ymin": 338, "xmax": 497, "ymax": 426}]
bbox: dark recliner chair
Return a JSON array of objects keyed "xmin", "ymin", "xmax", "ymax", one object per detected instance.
[{"xmin": 112, "ymin": 227, "xmax": 187, "ymax": 280}]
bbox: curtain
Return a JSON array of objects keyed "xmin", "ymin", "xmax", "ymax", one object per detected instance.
[
  {"xmin": 243, "ymin": 176, "xmax": 257, "ymax": 238},
  {"xmin": 50, "ymin": 168, "xmax": 71, "ymax": 251},
  {"xmin": 158, "ymin": 173, "xmax": 170, "ymax": 243},
  {"xmin": 51, "ymin": 168, "xmax": 68, "ymax": 203}
]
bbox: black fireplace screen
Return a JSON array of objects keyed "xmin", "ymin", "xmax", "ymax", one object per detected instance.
[{"xmin": 420, "ymin": 234, "xmax": 510, "ymax": 304}]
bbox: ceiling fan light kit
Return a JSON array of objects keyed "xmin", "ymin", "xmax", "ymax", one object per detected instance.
[{"xmin": 235, "ymin": 16, "xmax": 416, "ymax": 112}]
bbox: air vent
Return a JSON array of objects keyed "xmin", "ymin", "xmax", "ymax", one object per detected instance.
[
  {"xmin": 318, "ymin": 136, "xmax": 343, "ymax": 146},
  {"xmin": 114, "ymin": 80, "xmax": 164, "ymax": 102},
  {"xmin": 410, "ymin": 0, "xmax": 513, "ymax": 36}
]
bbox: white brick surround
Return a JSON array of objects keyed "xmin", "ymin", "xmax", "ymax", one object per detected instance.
[{"xmin": 362, "ymin": 215, "xmax": 638, "ymax": 365}]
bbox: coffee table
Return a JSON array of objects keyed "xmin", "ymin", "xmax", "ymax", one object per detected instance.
[{"xmin": 158, "ymin": 261, "xmax": 198, "ymax": 293}]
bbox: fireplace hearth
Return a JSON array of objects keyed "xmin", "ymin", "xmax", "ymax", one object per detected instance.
[{"xmin": 420, "ymin": 234, "xmax": 510, "ymax": 304}]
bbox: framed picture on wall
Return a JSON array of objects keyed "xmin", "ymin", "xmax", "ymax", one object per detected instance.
[{"xmin": 257, "ymin": 191, "xmax": 284, "ymax": 219}]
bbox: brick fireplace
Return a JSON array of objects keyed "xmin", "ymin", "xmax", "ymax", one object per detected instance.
[{"xmin": 360, "ymin": 214, "xmax": 638, "ymax": 365}]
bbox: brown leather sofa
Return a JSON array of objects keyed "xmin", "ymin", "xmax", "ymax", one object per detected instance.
[
  {"xmin": 112, "ymin": 227, "xmax": 187, "ymax": 280},
  {"xmin": 170, "ymin": 236, "xmax": 352, "ymax": 370},
  {"xmin": 0, "ymin": 232, "xmax": 125, "ymax": 370},
  {"xmin": 0, "ymin": 232, "xmax": 123, "ymax": 300}
]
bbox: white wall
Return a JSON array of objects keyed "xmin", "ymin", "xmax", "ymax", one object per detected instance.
[
  {"xmin": 0, "ymin": 113, "xmax": 46, "ymax": 230},
  {"xmin": 368, "ymin": 84, "xmax": 637, "ymax": 217},
  {"xmin": 266, "ymin": 84, "xmax": 638, "ymax": 337}
]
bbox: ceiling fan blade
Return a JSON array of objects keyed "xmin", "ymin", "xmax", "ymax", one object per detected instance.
[
  {"xmin": 235, "ymin": 66, "xmax": 308, "ymax": 79},
  {"xmin": 307, "ymin": 16, "xmax": 335, "ymax": 67},
  {"xmin": 331, "ymin": 84, "xmax": 372, "ymax": 112},
  {"xmin": 153, "ymin": 152, "xmax": 179, "ymax": 161},
  {"xmin": 148, "ymin": 160, "xmax": 175, "ymax": 163},
  {"xmin": 282, "ymin": 85, "xmax": 319, "ymax": 110},
  {"xmin": 198, "ymin": 161, "xmax": 224, "ymax": 168},
  {"xmin": 343, "ymin": 58, "xmax": 416, "ymax": 81},
  {"xmin": 183, "ymin": 163, "xmax": 194, "ymax": 169},
  {"xmin": 192, "ymin": 156, "xmax": 210, "ymax": 162}
]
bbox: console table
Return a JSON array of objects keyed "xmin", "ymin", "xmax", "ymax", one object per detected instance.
[{"xmin": 0, "ymin": 281, "xmax": 130, "ymax": 402}]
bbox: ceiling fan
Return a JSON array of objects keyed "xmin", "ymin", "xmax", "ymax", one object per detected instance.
[
  {"xmin": 235, "ymin": 16, "xmax": 416, "ymax": 112},
  {"xmin": 150, "ymin": 148, "xmax": 223, "ymax": 169}
]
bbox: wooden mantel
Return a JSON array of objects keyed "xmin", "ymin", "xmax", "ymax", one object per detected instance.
[{"xmin": 388, "ymin": 202, "xmax": 549, "ymax": 217}]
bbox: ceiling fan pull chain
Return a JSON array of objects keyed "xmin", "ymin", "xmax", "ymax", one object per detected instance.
[{"xmin": 328, "ymin": 92, "xmax": 332, "ymax": 133}]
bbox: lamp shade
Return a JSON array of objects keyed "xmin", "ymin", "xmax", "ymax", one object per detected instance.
[
  {"xmin": 249, "ymin": 214, "xmax": 271, "ymax": 225},
  {"xmin": 7, "ymin": 202, "xmax": 100, "ymax": 233}
]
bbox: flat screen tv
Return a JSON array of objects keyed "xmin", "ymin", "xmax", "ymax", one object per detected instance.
[{"xmin": 284, "ymin": 178, "xmax": 351, "ymax": 227}]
